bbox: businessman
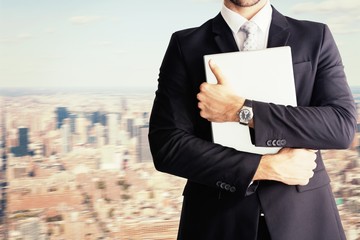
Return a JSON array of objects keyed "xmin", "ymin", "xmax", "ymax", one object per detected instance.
[{"xmin": 149, "ymin": 0, "xmax": 357, "ymax": 239}]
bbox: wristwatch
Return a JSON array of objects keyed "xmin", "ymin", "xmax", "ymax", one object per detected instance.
[{"xmin": 238, "ymin": 99, "xmax": 253, "ymax": 125}]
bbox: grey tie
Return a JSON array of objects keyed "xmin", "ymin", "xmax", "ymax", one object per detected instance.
[{"xmin": 240, "ymin": 21, "xmax": 258, "ymax": 51}]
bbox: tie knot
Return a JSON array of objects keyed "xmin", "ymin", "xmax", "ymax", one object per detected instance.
[{"xmin": 240, "ymin": 21, "xmax": 258, "ymax": 35}]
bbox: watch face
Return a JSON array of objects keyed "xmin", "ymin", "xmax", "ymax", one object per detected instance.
[{"xmin": 240, "ymin": 109, "xmax": 252, "ymax": 122}]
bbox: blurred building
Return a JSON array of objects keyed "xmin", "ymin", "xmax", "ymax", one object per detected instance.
[
  {"xmin": 76, "ymin": 114, "xmax": 88, "ymax": 145},
  {"xmin": 100, "ymin": 145, "xmax": 122, "ymax": 170},
  {"xmin": 56, "ymin": 107, "xmax": 69, "ymax": 129},
  {"xmin": 10, "ymin": 127, "xmax": 29, "ymax": 157},
  {"xmin": 61, "ymin": 119, "xmax": 72, "ymax": 155},
  {"xmin": 107, "ymin": 113, "xmax": 118, "ymax": 146},
  {"xmin": 137, "ymin": 125, "xmax": 152, "ymax": 163}
]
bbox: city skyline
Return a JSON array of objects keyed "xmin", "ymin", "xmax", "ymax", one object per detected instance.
[
  {"xmin": 0, "ymin": 91, "xmax": 359, "ymax": 239},
  {"xmin": 1, "ymin": 0, "xmax": 360, "ymax": 89}
]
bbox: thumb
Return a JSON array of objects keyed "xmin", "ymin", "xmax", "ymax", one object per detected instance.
[{"xmin": 209, "ymin": 59, "xmax": 228, "ymax": 85}]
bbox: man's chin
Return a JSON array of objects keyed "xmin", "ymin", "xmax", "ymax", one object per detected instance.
[{"xmin": 229, "ymin": 0, "xmax": 261, "ymax": 8}]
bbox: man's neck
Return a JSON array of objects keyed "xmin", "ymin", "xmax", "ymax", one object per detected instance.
[{"xmin": 224, "ymin": 0, "xmax": 268, "ymax": 20}]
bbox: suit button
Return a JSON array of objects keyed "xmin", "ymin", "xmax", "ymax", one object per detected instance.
[
  {"xmin": 216, "ymin": 181, "xmax": 222, "ymax": 187},
  {"xmin": 266, "ymin": 140, "xmax": 273, "ymax": 147},
  {"xmin": 220, "ymin": 183, "xmax": 226, "ymax": 189},
  {"xmin": 225, "ymin": 184, "xmax": 231, "ymax": 190},
  {"xmin": 276, "ymin": 140, "xmax": 282, "ymax": 146},
  {"xmin": 280, "ymin": 139, "xmax": 286, "ymax": 146},
  {"xmin": 230, "ymin": 187, "xmax": 236, "ymax": 193},
  {"xmin": 272, "ymin": 140, "xmax": 277, "ymax": 146}
]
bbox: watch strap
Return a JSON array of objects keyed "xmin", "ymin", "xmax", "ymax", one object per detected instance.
[{"xmin": 243, "ymin": 99, "xmax": 253, "ymax": 108}]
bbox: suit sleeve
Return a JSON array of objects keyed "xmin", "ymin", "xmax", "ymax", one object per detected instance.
[
  {"xmin": 149, "ymin": 33, "xmax": 261, "ymax": 197},
  {"xmin": 252, "ymin": 25, "xmax": 357, "ymax": 149}
]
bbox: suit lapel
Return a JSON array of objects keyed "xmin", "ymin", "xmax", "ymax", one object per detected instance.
[
  {"xmin": 267, "ymin": 7, "xmax": 291, "ymax": 48},
  {"xmin": 212, "ymin": 14, "xmax": 239, "ymax": 53},
  {"xmin": 212, "ymin": 8, "xmax": 290, "ymax": 51}
]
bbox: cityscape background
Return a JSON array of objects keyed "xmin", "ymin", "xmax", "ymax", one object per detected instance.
[
  {"xmin": 1, "ymin": 0, "xmax": 360, "ymax": 240},
  {"xmin": 0, "ymin": 90, "xmax": 359, "ymax": 240}
]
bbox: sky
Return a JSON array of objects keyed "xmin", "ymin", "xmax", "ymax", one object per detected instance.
[{"xmin": 0, "ymin": 0, "xmax": 360, "ymax": 90}]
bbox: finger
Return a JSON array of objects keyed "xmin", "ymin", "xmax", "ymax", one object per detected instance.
[
  {"xmin": 307, "ymin": 149, "xmax": 318, "ymax": 153},
  {"xmin": 198, "ymin": 101, "xmax": 205, "ymax": 110},
  {"xmin": 197, "ymin": 92, "xmax": 203, "ymax": 101},
  {"xmin": 312, "ymin": 161, "xmax": 317, "ymax": 170},
  {"xmin": 199, "ymin": 82, "xmax": 209, "ymax": 93},
  {"xmin": 209, "ymin": 59, "xmax": 227, "ymax": 85},
  {"xmin": 199, "ymin": 109, "xmax": 208, "ymax": 120}
]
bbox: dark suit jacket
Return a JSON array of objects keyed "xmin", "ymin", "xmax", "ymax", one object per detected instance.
[{"xmin": 149, "ymin": 7, "xmax": 357, "ymax": 240}]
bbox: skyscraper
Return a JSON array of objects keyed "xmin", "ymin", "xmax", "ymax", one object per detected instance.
[
  {"xmin": 69, "ymin": 113, "xmax": 77, "ymax": 134},
  {"xmin": 10, "ymin": 127, "xmax": 29, "ymax": 157},
  {"xmin": 76, "ymin": 114, "xmax": 87, "ymax": 144},
  {"xmin": 127, "ymin": 118, "xmax": 135, "ymax": 138},
  {"xmin": 56, "ymin": 107, "xmax": 69, "ymax": 129},
  {"xmin": 61, "ymin": 119, "xmax": 72, "ymax": 154},
  {"xmin": 94, "ymin": 123, "xmax": 105, "ymax": 148},
  {"xmin": 107, "ymin": 113, "xmax": 118, "ymax": 146},
  {"xmin": 137, "ymin": 125, "xmax": 152, "ymax": 163}
]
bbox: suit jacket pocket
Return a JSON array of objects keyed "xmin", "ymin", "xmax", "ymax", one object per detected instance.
[{"xmin": 296, "ymin": 168, "xmax": 330, "ymax": 192}]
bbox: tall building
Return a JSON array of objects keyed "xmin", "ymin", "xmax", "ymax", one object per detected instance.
[
  {"xmin": 137, "ymin": 125, "xmax": 152, "ymax": 163},
  {"xmin": 10, "ymin": 127, "xmax": 28, "ymax": 157},
  {"xmin": 91, "ymin": 111, "xmax": 101, "ymax": 125},
  {"xmin": 94, "ymin": 123, "xmax": 105, "ymax": 148},
  {"xmin": 61, "ymin": 119, "xmax": 72, "ymax": 154},
  {"xmin": 127, "ymin": 118, "xmax": 135, "ymax": 138},
  {"xmin": 69, "ymin": 113, "xmax": 77, "ymax": 134},
  {"xmin": 107, "ymin": 113, "xmax": 118, "ymax": 146},
  {"xmin": 56, "ymin": 107, "xmax": 69, "ymax": 129},
  {"xmin": 0, "ymin": 99, "xmax": 8, "ymax": 237},
  {"xmin": 100, "ymin": 113, "xmax": 107, "ymax": 126},
  {"xmin": 76, "ymin": 114, "xmax": 87, "ymax": 144},
  {"xmin": 91, "ymin": 112, "xmax": 107, "ymax": 127}
]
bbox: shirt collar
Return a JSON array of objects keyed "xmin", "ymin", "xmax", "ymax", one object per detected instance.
[{"xmin": 221, "ymin": 0, "xmax": 272, "ymax": 34}]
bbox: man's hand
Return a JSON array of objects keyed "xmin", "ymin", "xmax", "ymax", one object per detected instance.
[
  {"xmin": 197, "ymin": 60, "xmax": 245, "ymax": 122},
  {"xmin": 253, "ymin": 148, "xmax": 318, "ymax": 186}
]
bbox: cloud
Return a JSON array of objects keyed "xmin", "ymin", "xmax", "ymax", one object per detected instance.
[
  {"xmin": 0, "ymin": 33, "xmax": 33, "ymax": 44},
  {"xmin": 17, "ymin": 33, "xmax": 32, "ymax": 40},
  {"xmin": 90, "ymin": 41, "xmax": 113, "ymax": 47},
  {"xmin": 191, "ymin": 0, "xmax": 220, "ymax": 2},
  {"xmin": 0, "ymin": 37, "xmax": 16, "ymax": 44},
  {"xmin": 69, "ymin": 16, "xmax": 103, "ymax": 25},
  {"xmin": 291, "ymin": 1, "xmax": 360, "ymax": 34},
  {"xmin": 116, "ymin": 50, "xmax": 127, "ymax": 55},
  {"xmin": 97, "ymin": 41, "xmax": 112, "ymax": 46},
  {"xmin": 291, "ymin": 1, "xmax": 360, "ymax": 14},
  {"xmin": 45, "ymin": 28, "xmax": 56, "ymax": 34},
  {"xmin": 327, "ymin": 23, "xmax": 360, "ymax": 34},
  {"xmin": 325, "ymin": 17, "xmax": 360, "ymax": 34}
]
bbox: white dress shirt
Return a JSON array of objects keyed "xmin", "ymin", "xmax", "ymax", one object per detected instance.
[
  {"xmin": 221, "ymin": 0, "xmax": 273, "ymax": 51},
  {"xmin": 220, "ymin": 2, "xmax": 273, "ymax": 206}
]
